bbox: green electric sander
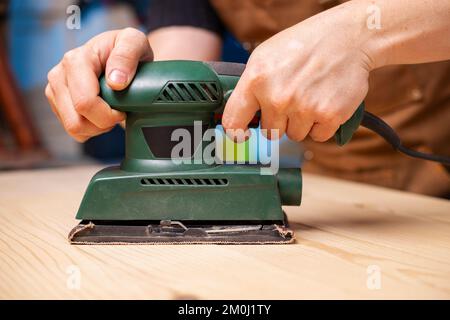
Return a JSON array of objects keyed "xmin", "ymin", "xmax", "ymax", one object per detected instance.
[{"xmin": 68, "ymin": 60, "xmax": 450, "ymax": 245}]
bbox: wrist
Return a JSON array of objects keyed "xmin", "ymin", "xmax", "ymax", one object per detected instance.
[
  {"xmin": 361, "ymin": 1, "xmax": 391, "ymax": 70},
  {"xmin": 336, "ymin": 0, "xmax": 390, "ymax": 71},
  {"xmin": 353, "ymin": 0, "xmax": 394, "ymax": 70}
]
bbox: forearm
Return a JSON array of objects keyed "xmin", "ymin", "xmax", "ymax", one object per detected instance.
[
  {"xmin": 353, "ymin": 0, "xmax": 450, "ymax": 68},
  {"xmin": 148, "ymin": 26, "xmax": 222, "ymax": 61}
]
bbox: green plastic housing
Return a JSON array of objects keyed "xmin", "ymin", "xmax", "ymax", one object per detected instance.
[
  {"xmin": 76, "ymin": 166, "xmax": 301, "ymax": 221},
  {"xmin": 76, "ymin": 61, "xmax": 362, "ymax": 222}
]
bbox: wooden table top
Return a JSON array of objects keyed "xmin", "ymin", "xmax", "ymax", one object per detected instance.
[{"xmin": 0, "ymin": 166, "xmax": 449, "ymax": 299}]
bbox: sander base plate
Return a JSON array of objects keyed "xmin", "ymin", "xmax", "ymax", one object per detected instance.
[{"xmin": 68, "ymin": 220, "xmax": 294, "ymax": 245}]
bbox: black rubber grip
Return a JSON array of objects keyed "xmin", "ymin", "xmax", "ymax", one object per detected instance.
[{"xmin": 205, "ymin": 61, "xmax": 246, "ymax": 76}]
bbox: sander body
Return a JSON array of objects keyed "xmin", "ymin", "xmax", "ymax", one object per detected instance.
[{"xmin": 67, "ymin": 60, "xmax": 370, "ymax": 244}]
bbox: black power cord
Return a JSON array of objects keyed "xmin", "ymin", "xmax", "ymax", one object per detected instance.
[{"xmin": 361, "ymin": 111, "xmax": 450, "ymax": 166}]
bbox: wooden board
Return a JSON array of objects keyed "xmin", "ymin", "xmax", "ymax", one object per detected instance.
[{"xmin": 0, "ymin": 166, "xmax": 449, "ymax": 299}]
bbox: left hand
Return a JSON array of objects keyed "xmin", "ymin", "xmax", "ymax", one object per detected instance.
[{"xmin": 222, "ymin": 2, "xmax": 373, "ymax": 142}]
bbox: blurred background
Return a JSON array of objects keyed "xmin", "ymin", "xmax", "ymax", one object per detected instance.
[{"xmin": 0, "ymin": 0, "xmax": 301, "ymax": 171}]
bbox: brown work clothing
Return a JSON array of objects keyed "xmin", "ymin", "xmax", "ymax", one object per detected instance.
[{"xmin": 210, "ymin": 0, "xmax": 450, "ymax": 197}]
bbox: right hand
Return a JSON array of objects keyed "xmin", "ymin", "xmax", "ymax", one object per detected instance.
[{"xmin": 45, "ymin": 28, "xmax": 153, "ymax": 142}]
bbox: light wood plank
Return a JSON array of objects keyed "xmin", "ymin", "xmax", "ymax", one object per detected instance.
[{"xmin": 0, "ymin": 166, "xmax": 449, "ymax": 299}]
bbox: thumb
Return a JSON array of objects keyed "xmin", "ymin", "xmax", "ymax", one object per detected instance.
[
  {"xmin": 105, "ymin": 28, "xmax": 153, "ymax": 91},
  {"xmin": 222, "ymin": 72, "xmax": 260, "ymax": 142}
]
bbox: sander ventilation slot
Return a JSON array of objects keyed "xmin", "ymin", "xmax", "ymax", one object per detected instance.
[
  {"xmin": 156, "ymin": 82, "xmax": 219, "ymax": 103},
  {"xmin": 140, "ymin": 177, "xmax": 229, "ymax": 186}
]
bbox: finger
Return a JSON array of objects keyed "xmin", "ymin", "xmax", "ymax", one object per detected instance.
[
  {"xmin": 45, "ymin": 84, "xmax": 92, "ymax": 142},
  {"xmin": 47, "ymin": 65, "xmax": 110, "ymax": 141},
  {"xmin": 222, "ymin": 69, "xmax": 260, "ymax": 140},
  {"xmin": 45, "ymin": 84, "xmax": 62, "ymax": 122},
  {"xmin": 309, "ymin": 121, "xmax": 341, "ymax": 142},
  {"xmin": 45, "ymin": 80, "xmax": 112, "ymax": 142},
  {"xmin": 63, "ymin": 47, "xmax": 125, "ymax": 129},
  {"xmin": 260, "ymin": 107, "xmax": 288, "ymax": 140},
  {"xmin": 105, "ymin": 28, "xmax": 153, "ymax": 90},
  {"xmin": 45, "ymin": 84, "xmax": 100, "ymax": 141},
  {"xmin": 286, "ymin": 112, "xmax": 315, "ymax": 142},
  {"xmin": 46, "ymin": 79, "xmax": 95, "ymax": 142}
]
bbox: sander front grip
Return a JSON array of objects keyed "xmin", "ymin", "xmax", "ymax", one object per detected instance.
[{"xmin": 99, "ymin": 60, "xmax": 364, "ymax": 146}]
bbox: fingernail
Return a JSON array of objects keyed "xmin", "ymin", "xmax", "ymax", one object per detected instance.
[
  {"xmin": 108, "ymin": 69, "xmax": 128, "ymax": 84},
  {"xmin": 225, "ymin": 128, "xmax": 250, "ymax": 143}
]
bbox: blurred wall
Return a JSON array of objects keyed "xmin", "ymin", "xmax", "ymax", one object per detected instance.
[{"xmin": 7, "ymin": 0, "xmax": 137, "ymax": 162}]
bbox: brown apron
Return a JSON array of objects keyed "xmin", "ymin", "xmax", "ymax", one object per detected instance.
[{"xmin": 211, "ymin": 0, "xmax": 450, "ymax": 197}]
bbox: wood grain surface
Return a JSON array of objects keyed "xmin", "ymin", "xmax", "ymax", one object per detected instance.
[{"xmin": 0, "ymin": 166, "xmax": 449, "ymax": 299}]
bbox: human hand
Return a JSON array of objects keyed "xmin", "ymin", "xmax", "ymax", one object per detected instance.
[
  {"xmin": 222, "ymin": 3, "xmax": 373, "ymax": 142},
  {"xmin": 45, "ymin": 28, "xmax": 153, "ymax": 142}
]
